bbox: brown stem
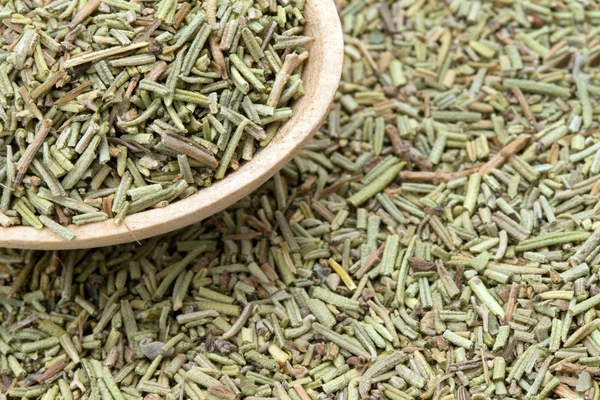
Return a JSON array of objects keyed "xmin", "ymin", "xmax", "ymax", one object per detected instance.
[
  {"xmin": 223, "ymin": 231, "xmax": 263, "ymax": 240},
  {"xmin": 310, "ymin": 199, "xmax": 335, "ymax": 223},
  {"xmin": 174, "ymin": 3, "xmax": 191, "ymax": 28},
  {"xmin": 124, "ymin": 74, "xmax": 140, "ymax": 100},
  {"xmin": 317, "ymin": 174, "xmax": 363, "ymax": 198},
  {"xmin": 511, "ymin": 86, "xmax": 536, "ymax": 123},
  {"xmin": 210, "ymin": 36, "xmax": 228, "ymax": 79},
  {"xmin": 36, "ymin": 360, "xmax": 67, "ymax": 383},
  {"xmin": 385, "ymin": 125, "xmax": 432, "ymax": 171},
  {"xmin": 555, "ymin": 362, "xmax": 600, "ymax": 376},
  {"xmin": 408, "ymin": 257, "xmax": 436, "ymax": 272},
  {"xmin": 245, "ymin": 216, "xmax": 274, "ymax": 238},
  {"xmin": 160, "ymin": 132, "xmax": 218, "ymax": 168},
  {"xmin": 385, "ymin": 125, "xmax": 403, "ymax": 158},
  {"xmin": 54, "ymin": 81, "xmax": 93, "ymax": 105},
  {"xmin": 144, "ymin": 61, "xmax": 168, "ymax": 82},
  {"xmin": 222, "ymin": 303, "xmax": 253, "ymax": 339},
  {"xmin": 267, "ymin": 51, "xmax": 309, "ymax": 107},
  {"xmin": 206, "ymin": 0, "xmax": 227, "ymax": 79},
  {"xmin": 553, "ymin": 384, "xmax": 579, "ymax": 399},
  {"xmin": 399, "ymin": 168, "xmax": 478, "ymax": 183},
  {"xmin": 294, "ymin": 384, "xmax": 313, "ymax": 400},
  {"xmin": 30, "ymin": 69, "xmax": 68, "ymax": 99},
  {"xmin": 18, "ymin": 87, "xmax": 44, "ymax": 120},
  {"xmin": 354, "ymin": 242, "xmax": 386, "ymax": 279},
  {"xmin": 544, "ymin": 39, "xmax": 567, "ymax": 61},
  {"xmin": 478, "ymin": 134, "xmax": 532, "ymax": 175},
  {"xmin": 14, "ymin": 119, "xmax": 53, "ymax": 188},
  {"xmin": 69, "ymin": 0, "xmax": 102, "ymax": 29},
  {"xmin": 103, "ymin": 197, "xmax": 113, "ymax": 219},
  {"xmin": 344, "ymin": 35, "xmax": 379, "ymax": 75},
  {"xmin": 504, "ymin": 282, "xmax": 519, "ymax": 322}
]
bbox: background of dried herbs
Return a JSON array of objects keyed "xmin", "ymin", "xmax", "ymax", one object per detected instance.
[{"xmin": 3, "ymin": 0, "xmax": 600, "ymax": 399}]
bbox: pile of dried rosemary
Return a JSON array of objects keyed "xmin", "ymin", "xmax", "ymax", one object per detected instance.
[
  {"xmin": 0, "ymin": 0, "xmax": 309, "ymax": 237},
  {"xmin": 1, "ymin": 0, "xmax": 600, "ymax": 399}
]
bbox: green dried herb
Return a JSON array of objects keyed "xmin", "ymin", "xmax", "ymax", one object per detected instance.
[
  {"xmin": 0, "ymin": 0, "xmax": 309, "ymax": 238},
  {"xmin": 3, "ymin": 0, "xmax": 600, "ymax": 399}
]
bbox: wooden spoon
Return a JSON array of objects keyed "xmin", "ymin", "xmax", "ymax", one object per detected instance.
[{"xmin": 1, "ymin": 0, "xmax": 344, "ymax": 249}]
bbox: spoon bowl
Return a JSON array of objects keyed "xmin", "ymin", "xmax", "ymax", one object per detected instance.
[{"xmin": 0, "ymin": 0, "xmax": 343, "ymax": 249}]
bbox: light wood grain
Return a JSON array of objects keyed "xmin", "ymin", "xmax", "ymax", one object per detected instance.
[{"xmin": 0, "ymin": 0, "xmax": 344, "ymax": 250}]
